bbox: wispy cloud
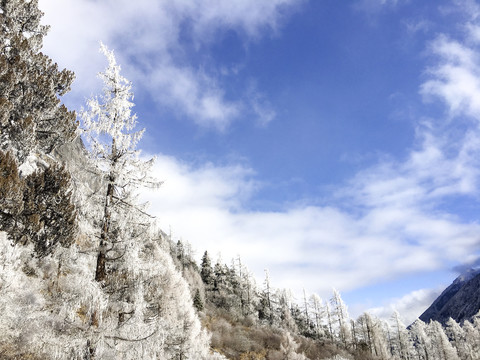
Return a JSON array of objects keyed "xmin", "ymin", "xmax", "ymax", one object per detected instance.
[
  {"xmin": 422, "ymin": 34, "xmax": 480, "ymax": 120},
  {"xmin": 354, "ymin": 0, "xmax": 408, "ymax": 15},
  {"xmin": 39, "ymin": 0, "xmax": 301, "ymax": 131}
]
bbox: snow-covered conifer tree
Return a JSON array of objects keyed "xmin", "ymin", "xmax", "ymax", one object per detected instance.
[
  {"xmin": 81, "ymin": 43, "xmax": 160, "ymax": 283},
  {"xmin": 0, "ymin": 0, "xmax": 77, "ymax": 163},
  {"xmin": 409, "ymin": 319, "xmax": 433, "ymax": 360},
  {"xmin": 79, "ymin": 45, "xmax": 215, "ymax": 359},
  {"xmin": 446, "ymin": 317, "xmax": 467, "ymax": 359},
  {"xmin": 429, "ymin": 320, "xmax": 460, "ymax": 360},
  {"xmin": 310, "ymin": 294, "xmax": 325, "ymax": 338},
  {"xmin": 462, "ymin": 320, "xmax": 480, "ymax": 360},
  {"xmin": 356, "ymin": 312, "xmax": 389, "ymax": 358},
  {"xmin": 259, "ymin": 269, "xmax": 276, "ymax": 324},
  {"xmin": 330, "ymin": 289, "xmax": 352, "ymax": 348},
  {"xmin": 391, "ymin": 310, "xmax": 413, "ymax": 359},
  {"xmin": 200, "ymin": 251, "xmax": 214, "ymax": 286}
]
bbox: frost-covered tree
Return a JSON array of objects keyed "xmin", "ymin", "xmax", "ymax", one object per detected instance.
[
  {"xmin": 429, "ymin": 320, "xmax": 460, "ymax": 360},
  {"xmin": 193, "ymin": 288, "xmax": 204, "ymax": 312},
  {"xmin": 78, "ymin": 45, "xmax": 216, "ymax": 359},
  {"xmin": 446, "ymin": 317, "xmax": 467, "ymax": 359},
  {"xmin": 276, "ymin": 289, "xmax": 296, "ymax": 333},
  {"xmin": 391, "ymin": 310, "xmax": 413, "ymax": 359},
  {"xmin": 330, "ymin": 289, "xmax": 352, "ymax": 348},
  {"xmin": 258, "ymin": 269, "xmax": 277, "ymax": 324},
  {"xmin": 310, "ymin": 294, "xmax": 326, "ymax": 338},
  {"xmin": 20, "ymin": 163, "xmax": 76, "ymax": 256},
  {"xmin": 0, "ymin": 150, "xmax": 76, "ymax": 257},
  {"xmin": 409, "ymin": 319, "xmax": 433, "ymax": 360},
  {"xmin": 0, "ymin": 0, "xmax": 77, "ymax": 163},
  {"xmin": 279, "ymin": 332, "xmax": 307, "ymax": 360},
  {"xmin": 356, "ymin": 312, "xmax": 389, "ymax": 358},
  {"xmin": 81, "ymin": 43, "xmax": 160, "ymax": 283},
  {"xmin": 462, "ymin": 320, "xmax": 479, "ymax": 360}
]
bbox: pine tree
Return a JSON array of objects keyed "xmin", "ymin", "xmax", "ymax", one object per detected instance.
[
  {"xmin": 0, "ymin": 0, "xmax": 77, "ymax": 163},
  {"xmin": 80, "ymin": 43, "xmax": 160, "ymax": 283},
  {"xmin": 193, "ymin": 289, "xmax": 204, "ymax": 312},
  {"xmin": 0, "ymin": 151, "xmax": 76, "ymax": 257},
  {"xmin": 21, "ymin": 164, "xmax": 76, "ymax": 256},
  {"xmin": 200, "ymin": 250, "xmax": 214, "ymax": 286}
]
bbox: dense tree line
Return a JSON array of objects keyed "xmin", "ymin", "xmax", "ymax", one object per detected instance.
[{"xmin": 184, "ymin": 247, "xmax": 480, "ymax": 359}]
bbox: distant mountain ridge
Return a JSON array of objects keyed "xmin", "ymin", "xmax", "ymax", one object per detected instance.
[{"xmin": 419, "ymin": 268, "xmax": 480, "ymax": 325}]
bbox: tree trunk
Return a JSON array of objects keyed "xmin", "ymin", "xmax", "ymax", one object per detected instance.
[{"xmin": 95, "ymin": 174, "xmax": 114, "ymax": 282}]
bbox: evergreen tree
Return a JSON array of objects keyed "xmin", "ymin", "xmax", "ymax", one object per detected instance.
[
  {"xmin": 200, "ymin": 250, "xmax": 214, "ymax": 286},
  {"xmin": 193, "ymin": 288, "xmax": 204, "ymax": 312},
  {"xmin": 21, "ymin": 164, "xmax": 76, "ymax": 256},
  {"xmin": 80, "ymin": 43, "xmax": 160, "ymax": 283},
  {"xmin": 0, "ymin": 151, "xmax": 76, "ymax": 257},
  {"xmin": 0, "ymin": 0, "xmax": 77, "ymax": 163},
  {"xmin": 258, "ymin": 269, "xmax": 275, "ymax": 324}
]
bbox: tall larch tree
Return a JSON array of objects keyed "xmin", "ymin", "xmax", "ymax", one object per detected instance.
[
  {"xmin": 81, "ymin": 43, "xmax": 160, "ymax": 283},
  {"xmin": 330, "ymin": 288, "xmax": 352, "ymax": 348},
  {"xmin": 391, "ymin": 310, "xmax": 413, "ymax": 360}
]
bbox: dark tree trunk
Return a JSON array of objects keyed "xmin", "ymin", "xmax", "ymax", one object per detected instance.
[{"xmin": 95, "ymin": 173, "xmax": 114, "ymax": 282}]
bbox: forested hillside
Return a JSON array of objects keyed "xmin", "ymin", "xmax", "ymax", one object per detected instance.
[
  {"xmin": 0, "ymin": 1, "xmax": 216, "ymax": 358},
  {"xmin": 1, "ymin": 1, "xmax": 480, "ymax": 359}
]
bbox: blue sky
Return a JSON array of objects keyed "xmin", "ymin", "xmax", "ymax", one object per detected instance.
[{"xmin": 39, "ymin": 0, "xmax": 480, "ymax": 322}]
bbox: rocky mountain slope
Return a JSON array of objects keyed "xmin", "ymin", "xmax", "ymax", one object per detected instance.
[{"xmin": 419, "ymin": 268, "xmax": 480, "ymax": 325}]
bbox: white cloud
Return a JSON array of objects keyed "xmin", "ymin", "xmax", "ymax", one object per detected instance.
[
  {"xmin": 142, "ymin": 131, "xmax": 480, "ymax": 300},
  {"xmin": 38, "ymin": 0, "xmax": 301, "ymax": 130},
  {"xmin": 421, "ymin": 35, "xmax": 480, "ymax": 120},
  {"xmin": 404, "ymin": 19, "xmax": 432, "ymax": 35},
  {"xmin": 368, "ymin": 288, "xmax": 442, "ymax": 325},
  {"xmin": 246, "ymin": 82, "xmax": 277, "ymax": 126}
]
